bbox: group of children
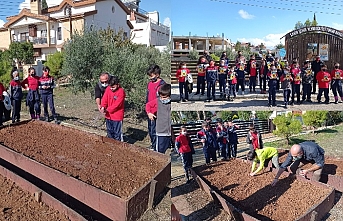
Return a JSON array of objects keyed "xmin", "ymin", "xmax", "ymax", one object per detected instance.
[
  {"xmin": 174, "ymin": 118, "xmax": 282, "ymax": 183},
  {"xmin": 175, "ymin": 53, "xmax": 343, "ymax": 107},
  {"xmin": 0, "ymin": 66, "xmax": 57, "ymax": 127},
  {"xmin": 95, "ymin": 64, "xmax": 171, "ymax": 152},
  {"xmin": 174, "ymin": 118, "xmax": 240, "ymax": 183}
]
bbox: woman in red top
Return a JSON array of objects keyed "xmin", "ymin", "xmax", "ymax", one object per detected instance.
[
  {"xmin": 0, "ymin": 81, "xmax": 7, "ymax": 126},
  {"xmin": 175, "ymin": 126, "xmax": 194, "ymax": 183},
  {"xmin": 175, "ymin": 62, "xmax": 190, "ymax": 102},
  {"xmin": 21, "ymin": 67, "xmax": 41, "ymax": 120},
  {"xmin": 316, "ymin": 65, "xmax": 331, "ymax": 104},
  {"xmin": 330, "ymin": 63, "xmax": 343, "ymax": 103}
]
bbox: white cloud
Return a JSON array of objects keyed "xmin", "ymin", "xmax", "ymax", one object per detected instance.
[
  {"xmin": 0, "ymin": 19, "xmax": 5, "ymax": 28},
  {"xmin": 237, "ymin": 30, "xmax": 291, "ymax": 49},
  {"xmin": 18, "ymin": 0, "xmax": 30, "ymax": 11},
  {"xmin": 332, "ymin": 23, "xmax": 343, "ymax": 30},
  {"xmin": 238, "ymin": 10, "xmax": 255, "ymax": 19},
  {"xmin": 163, "ymin": 17, "xmax": 171, "ymax": 27}
]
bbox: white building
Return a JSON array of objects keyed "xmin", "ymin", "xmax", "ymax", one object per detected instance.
[
  {"xmin": 0, "ymin": 0, "xmax": 133, "ymax": 62},
  {"xmin": 124, "ymin": 0, "xmax": 170, "ymax": 46}
]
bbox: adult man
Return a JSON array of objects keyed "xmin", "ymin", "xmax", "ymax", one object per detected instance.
[
  {"xmin": 271, "ymin": 141, "xmax": 325, "ymax": 186},
  {"xmin": 94, "ymin": 72, "xmax": 113, "ymax": 111},
  {"xmin": 311, "ymin": 55, "xmax": 325, "ymax": 94},
  {"xmin": 204, "ymin": 50, "xmax": 212, "ymax": 62}
]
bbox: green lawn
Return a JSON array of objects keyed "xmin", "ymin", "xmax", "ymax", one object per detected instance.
[{"xmin": 264, "ymin": 124, "xmax": 343, "ymax": 157}]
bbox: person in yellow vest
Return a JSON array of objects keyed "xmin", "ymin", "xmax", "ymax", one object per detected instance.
[{"xmin": 247, "ymin": 146, "xmax": 280, "ymax": 176}]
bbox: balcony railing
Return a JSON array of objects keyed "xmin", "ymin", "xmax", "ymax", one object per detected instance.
[
  {"xmin": 32, "ymin": 37, "xmax": 47, "ymax": 45},
  {"xmin": 13, "ymin": 37, "xmax": 56, "ymax": 45}
]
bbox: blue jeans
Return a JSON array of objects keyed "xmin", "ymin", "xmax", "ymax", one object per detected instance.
[
  {"xmin": 106, "ymin": 119, "xmax": 123, "ymax": 141},
  {"xmin": 148, "ymin": 118, "xmax": 156, "ymax": 149},
  {"xmin": 268, "ymin": 86, "xmax": 276, "ymax": 105},
  {"xmin": 41, "ymin": 93, "xmax": 56, "ymax": 119},
  {"xmin": 218, "ymin": 75, "xmax": 227, "ymax": 94},
  {"xmin": 206, "ymin": 80, "xmax": 216, "ymax": 99},
  {"xmin": 283, "ymin": 89, "xmax": 291, "ymax": 104},
  {"xmin": 179, "ymin": 82, "xmax": 189, "ymax": 100},
  {"xmin": 302, "ymin": 84, "xmax": 312, "ymax": 101},
  {"xmin": 196, "ymin": 76, "xmax": 205, "ymax": 94},
  {"xmin": 156, "ymin": 136, "xmax": 171, "ymax": 154}
]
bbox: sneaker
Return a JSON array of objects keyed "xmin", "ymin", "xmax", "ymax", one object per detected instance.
[
  {"xmin": 318, "ymin": 100, "xmax": 322, "ymax": 104},
  {"xmin": 16, "ymin": 119, "xmax": 20, "ymax": 123},
  {"xmin": 45, "ymin": 117, "xmax": 49, "ymax": 122},
  {"xmin": 272, "ymin": 104, "xmax": 277, "ymax": 107},
  {"xmin": 335, "ymin": 100, "xmax": 339, "ymax": 104},
  {"xmin": 242, "ymin": 91, "xmax": 245, "ymax": 95},
  {"xmin": 201, "ymin": 93, "xmax": 205, "ymax": 96},
  {"xmin": 55, "ymin": 120, "xmax": 60, "ymax": 125},
  {"xmin": 306, "ymin": 100, "xmax": 312, "ymax": 103},
  {"xmin": 183, "ymin": 99, "xmax": 188, "ymax": 102},
  {"xmin": 268, "ymin": 103, "xmax": 272, "ymax": 107},
  {"xmin": 194, "ymin": 92, "xmax": 199, "ymax": 95},
  {"xmin": 325, "ymin": 101, "xmax": 330, "ymax": 104}
]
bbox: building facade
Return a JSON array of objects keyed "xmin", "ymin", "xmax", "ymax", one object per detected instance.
[
  {"xmin": 125, "ymin": 0, "xmax": 170, "ymax": 46},
  {"xmin": 0, "ymin": 0, "xmax": 133, "ymax": 62}
]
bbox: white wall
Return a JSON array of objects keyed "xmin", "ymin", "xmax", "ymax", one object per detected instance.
[
  {"xmin": 84, "ymin": 0, "xmax": 130, "ymax": 33},
  {"xmin": 11, "ymin": 17, "xmax": 44, "ymax": 28},
  {"xmin": 131, "ymin": 18, "xmax": 169, "ymax": 46}
]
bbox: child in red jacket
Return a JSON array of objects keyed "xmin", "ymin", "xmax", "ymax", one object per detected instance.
[
  {"xmin": 176, "ymin": 62, "xmax": 190, "ymax": 102},
  {"xmin": 316, "ymin": 65, "xmax": 331, "ymax": 104},
  {"xmin": 330, "ymin": 63, "xmax": 343, "ymax": 103},
  {"xmin": 247, "ymin": 55, "xmax": 257, "ymax": 93},
  {"xmin": 21, "ymin": 67, "xmax": 41, "ymax": 120},
  {"xmin": 226, "ymin": 66, "xmax": 237, "ymax": 101},
  {"xmin": 291, "ymin": 62, "xmax": 301, "ymax": 105},
  {"xmin": 175, "ymin": 126, "xmax": 195, "ymax": 183},
  {"xmin": 100, "ymin": 76, "xmax": 126, "ymax": 141}
]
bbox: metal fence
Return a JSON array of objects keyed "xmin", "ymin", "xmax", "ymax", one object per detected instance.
[{"xmin": 172, "ymin": 120, "xmax": 270, "ymax": 145}]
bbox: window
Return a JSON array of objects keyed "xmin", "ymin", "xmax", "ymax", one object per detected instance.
[
  {"xmin": 41, "ymin": 30, "xmax": 47, "ymax": 38},
  {"xmin": 57, "ymin": 27, "xmax": 62, "ymax": 40},
  {"xmin": 29, "ymin": 24, "xmax": 37, "ymax": 37},
  {"xmin": 20, "ymin": 33, "xmax": 29, "ymax": 42}
]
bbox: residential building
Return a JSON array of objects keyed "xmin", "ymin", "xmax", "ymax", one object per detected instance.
[
  {"xmin": 171, "ymin": 34, "xmax": 233, "ymax": 58},
  {"xmin": 124, "ymin": 0, "xmax": 170, "ymax": 46},
  {"xmin": 0, "ymin": 0, "xmax": 133, "ymax": 63}
]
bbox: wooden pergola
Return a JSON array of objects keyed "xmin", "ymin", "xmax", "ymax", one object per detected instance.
[{"xmin": 281, "ymin": 26, "xmax": 343, "ymax": 70}]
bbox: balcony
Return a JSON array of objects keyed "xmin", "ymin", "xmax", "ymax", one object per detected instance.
[
  {"xmin": 13, "ymin": 37, "xmax": 56, "ymax": 47},
  {"xmin": 32, "ymin": 37, "xmax": 47, "ymax": 45}
]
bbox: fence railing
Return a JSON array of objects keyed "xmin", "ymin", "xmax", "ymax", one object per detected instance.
[{"xmin": 172, "ymin": 120, "xmax": 271, "ymax": 145}]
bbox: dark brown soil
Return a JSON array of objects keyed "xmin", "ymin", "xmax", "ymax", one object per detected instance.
[
  {"xmin": 0, "ymin": 121, "xmax": 167, "ymax": 199},
  {"xmin": 194, "ymin": 160, "xmax": 332, "ymax": 221},
  {"xmin": 0, "ymin": 174, "xmax": 70, "ymax": 221},
  {"xmin": 278, "ymin": 150, "xmax": 343, "ymax": 176}
]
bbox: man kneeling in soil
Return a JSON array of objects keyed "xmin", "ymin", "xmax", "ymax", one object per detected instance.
[{"xmin": 271, "ymin": 141, "xmax": 325, "ymax": 186}]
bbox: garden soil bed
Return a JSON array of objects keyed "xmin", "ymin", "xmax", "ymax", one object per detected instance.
[
  {"xmin": 0, "ymin": 121, "xmax": 166, "ymax": 199},
  {"xmin": 194, "ymin": 160, "xmax": 332, "ymax": 221},
  {"xmin": 0, "ymin": 174, "xmax": 69, "ymax": 221}
]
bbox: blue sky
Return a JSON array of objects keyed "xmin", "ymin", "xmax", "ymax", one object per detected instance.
[
  {"xmin": 1, "ymin": 0, "xmax": 342, "ymax": 48},
  {"xmin": 170, "ymin": 0, "xmax": 343, "ymax": 47}
]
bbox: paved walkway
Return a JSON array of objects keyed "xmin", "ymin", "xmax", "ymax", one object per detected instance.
[{"xmin": 171, "ymin": 84, "xmax": 343, "ymax": 111}]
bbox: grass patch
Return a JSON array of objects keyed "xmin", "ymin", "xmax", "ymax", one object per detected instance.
[{"xmin": 264, "ymin": 124, "xmax": 343, "ymax": 156}]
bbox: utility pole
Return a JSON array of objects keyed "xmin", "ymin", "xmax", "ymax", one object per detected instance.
[{"xmin": 67, "ymin": 4, "xmax": 72, "ymax": 38}]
